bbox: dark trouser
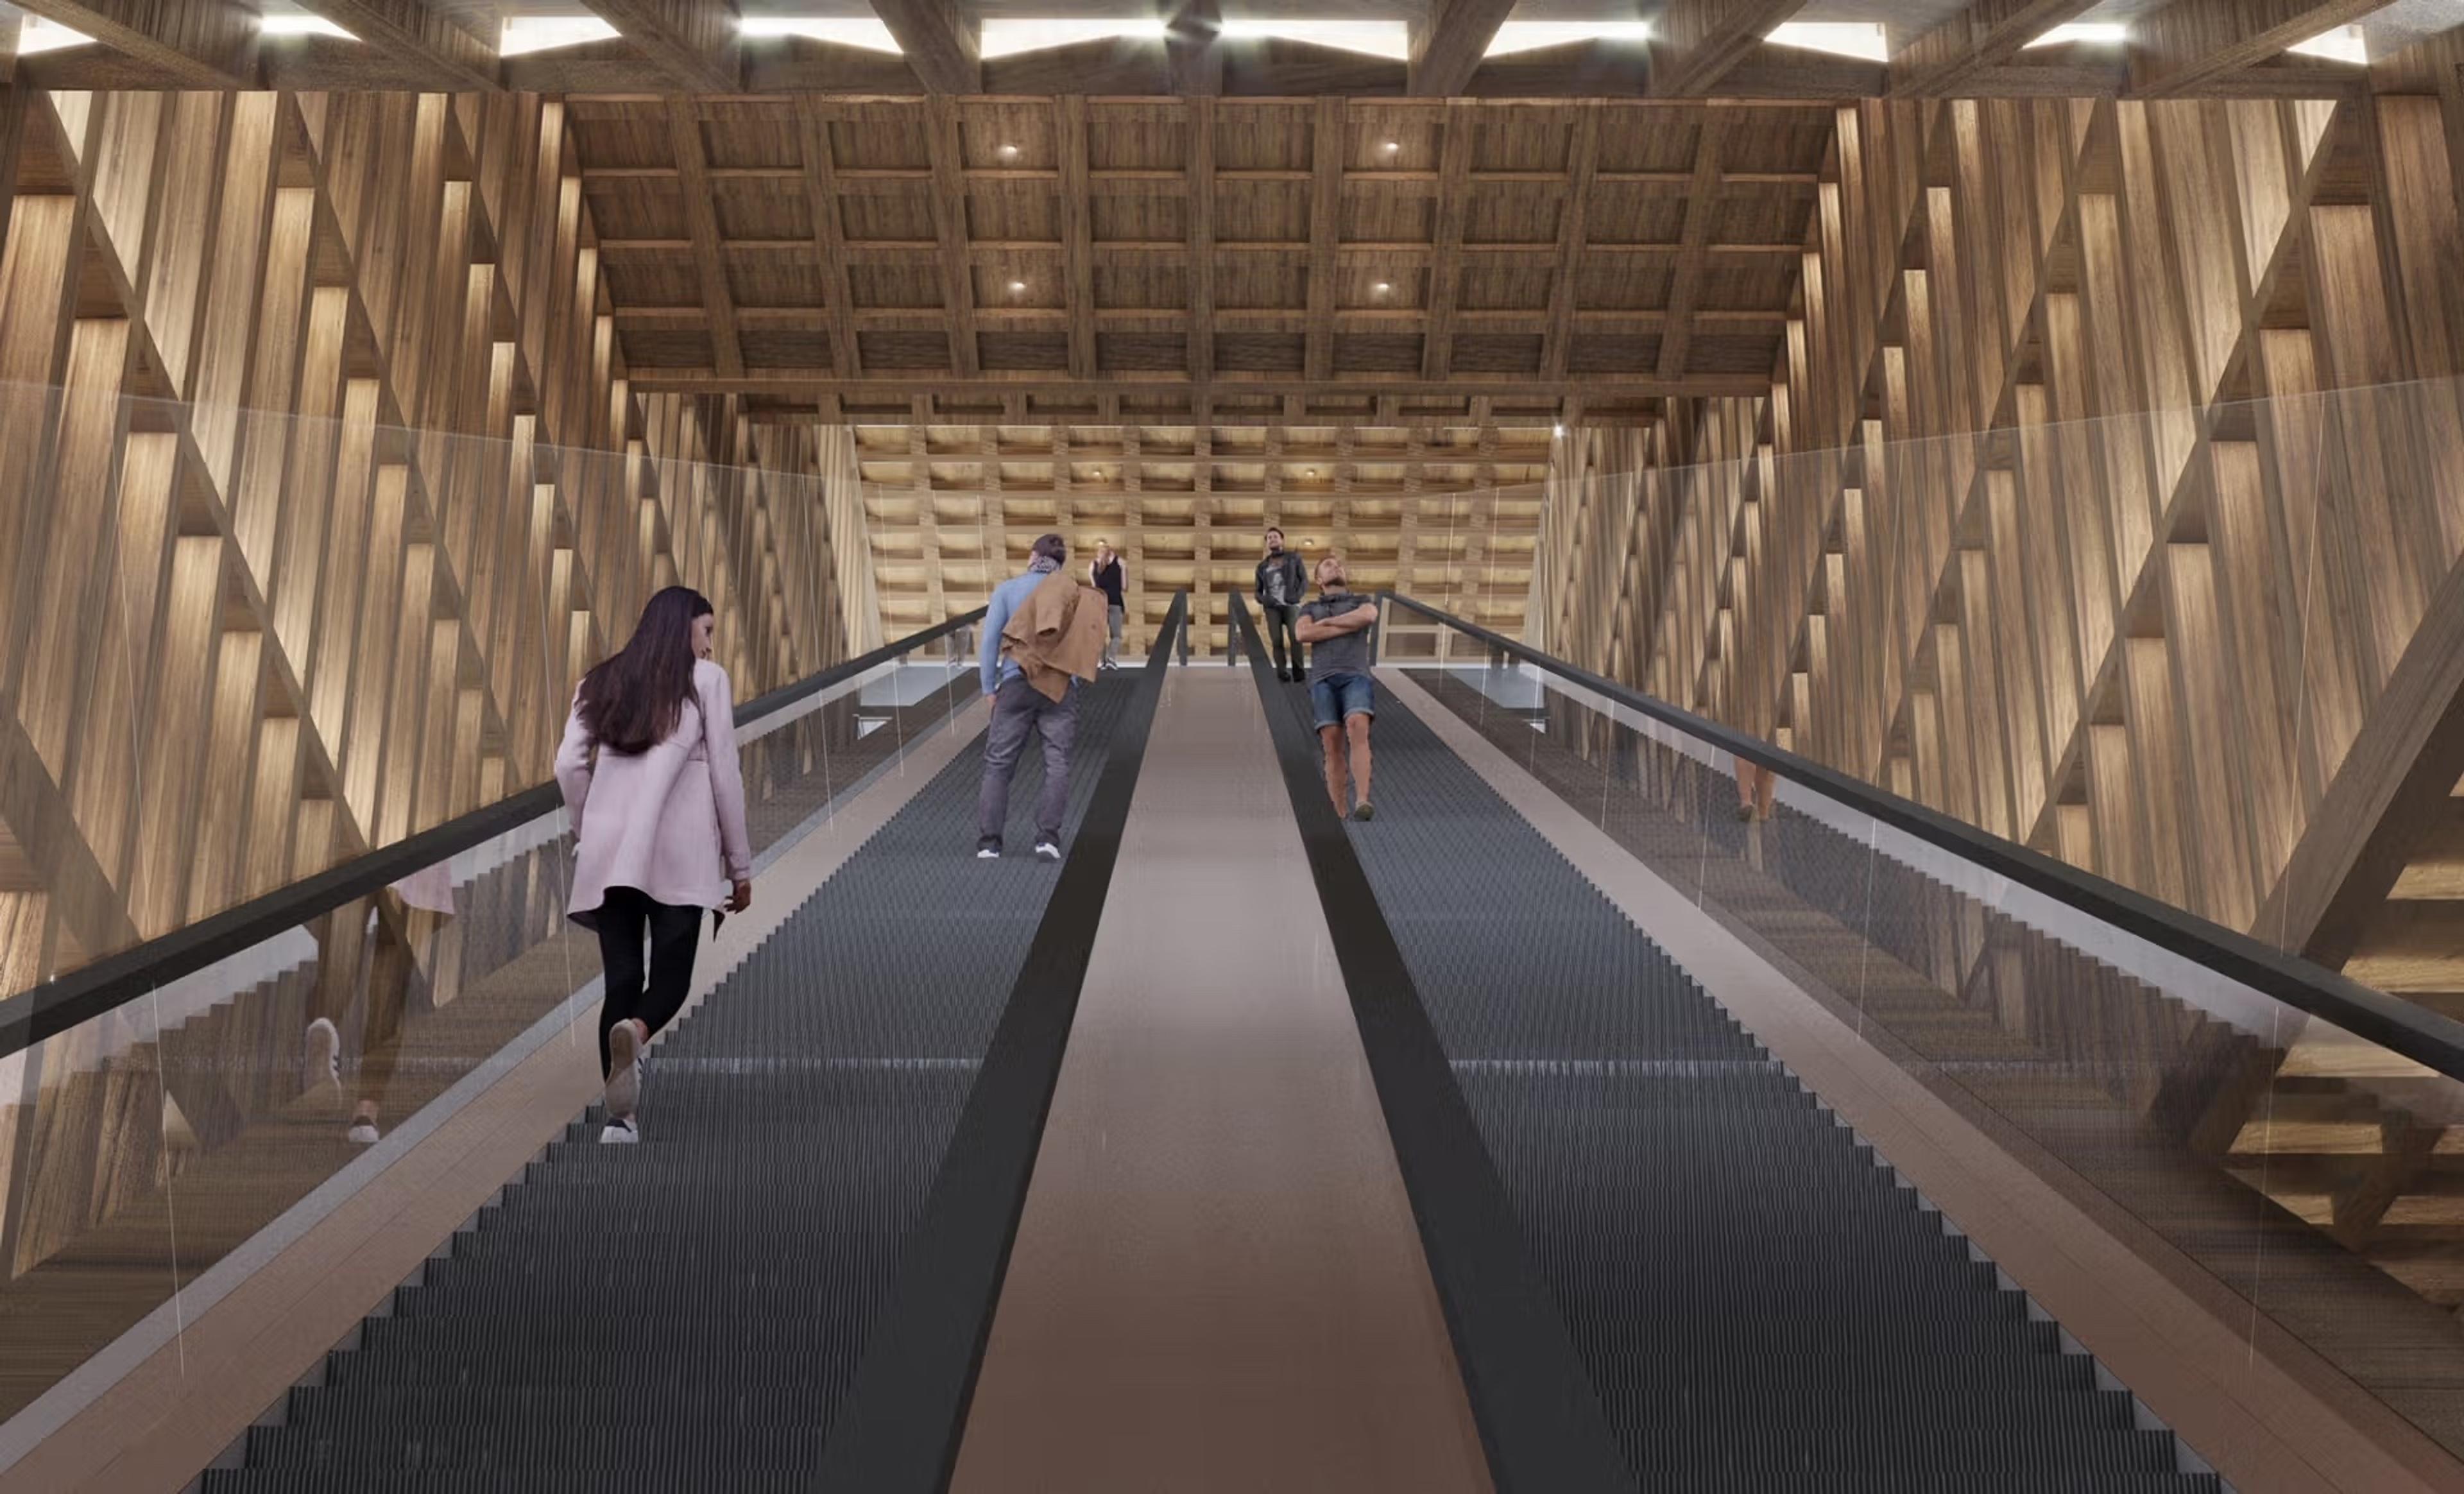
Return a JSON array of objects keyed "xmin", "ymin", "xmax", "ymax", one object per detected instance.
[
  {"xmin": 979, "ymin": 674, "xmax": 1079, "ymax": 848},
  {"xmin": 594, "ymin": 888, "xmax": 703, "ymax": 1078},
  {"xmin": 1262, "ymin": 603, "xmax": 1304, "ymax": 675}
]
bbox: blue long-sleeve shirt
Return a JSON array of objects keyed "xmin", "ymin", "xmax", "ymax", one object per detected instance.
[{"xmin": 979, "ymin": 568, "xmax": 1052, "ymax": 696}]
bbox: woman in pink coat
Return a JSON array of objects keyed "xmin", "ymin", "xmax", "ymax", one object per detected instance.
[{"xmin": 554, "ymin": 586, "xmax": 754, "ymax": 1143}]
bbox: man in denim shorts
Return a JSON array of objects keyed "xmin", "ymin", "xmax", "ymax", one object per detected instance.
[{"xmin": 1294, "ymin": 555, "xmax": 1380, "ymax": 822}]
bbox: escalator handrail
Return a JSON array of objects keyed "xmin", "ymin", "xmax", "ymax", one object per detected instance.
[
  {"xmin": 1380, "ymin": 590, "xmax": 2464, "ymax": 1087},
  {"xmin": 0, "ymin": 608, "xmax": 988, "ymax": 1061}
]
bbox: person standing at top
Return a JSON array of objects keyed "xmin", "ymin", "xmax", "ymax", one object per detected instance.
[
  {"xmin": 979, "ymin": 533, "xmax": 1105, "ymax": 862},
  {"xmin": 1089, "ymin": 540, "xmax": 1127, "ymax": 671},
  {"xmin": 1294, "ymin": 555, "xmax": 1380, "ymax": 822},
  {"xmin": 1254, "ymin": 526, "xmax": 1310, "ymax": 682},
  {"xmin": 554, "ymin": 585, "xmax": 753, "ymax": 1145}
]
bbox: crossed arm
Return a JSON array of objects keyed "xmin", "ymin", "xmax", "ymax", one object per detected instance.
[{"xmin": 1294, "ymin": 601, "xmax": 1378, "ymax": 643}]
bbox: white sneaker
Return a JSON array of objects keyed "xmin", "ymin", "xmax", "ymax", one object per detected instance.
[
  {"xmin": 346, "ymin": 1119, "xmax": 380, "ymax": 1145},
  {"xmin": 605, "ymin": 1021, "xmax": 642, "ymax": 1122},
  {"xmin": 304, "ymin": 1017, "xmax": 341, "ymax": 1101},
  {"xmin": 977, "ymin": 846, "xmax": 1001, "ymax": 860},
  {"xmin": 599, "ymin": 1117, "xmax": 638, "ymax": 1144},
  {"xmin": 1034, "ymin": 840, "xmax": 1061, "ymax": 862}
]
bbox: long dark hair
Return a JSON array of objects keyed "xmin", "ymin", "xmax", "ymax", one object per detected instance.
[{"xmin": 578, "ymin": 587, "xmax": 712, "ymax": 755}]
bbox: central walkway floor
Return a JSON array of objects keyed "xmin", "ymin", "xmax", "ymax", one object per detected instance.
[{"xmin": 952, "ymin": 667, "xmax": 1489, "ymax": 1493}]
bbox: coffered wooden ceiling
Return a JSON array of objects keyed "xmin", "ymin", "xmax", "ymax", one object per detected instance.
[
  {"xmin": 4, "ymin": 0, "xmax": 2456, "ymax": 100},
  {"xmin": 577, "ymin": 96, "xmax": 1824, "ymax": 425}
]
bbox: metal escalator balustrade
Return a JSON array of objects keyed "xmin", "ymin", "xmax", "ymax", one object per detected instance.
[
  {"xmin": 1230, "ymin": 594, "xmax": 2224, "ymax": 1491},
  {"xmin": 203, "ymin": 595, "xmax": 1188, "ymax": 1491},
  {"xmin": 0, "ymin": 614, "xmax": 993, "ymax": 1450},
  {"xmin": 1380, "ymin": 592, "xmax": 2464, "ymax": 1477}
]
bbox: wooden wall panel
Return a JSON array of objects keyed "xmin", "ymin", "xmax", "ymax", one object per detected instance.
[{"xmin": 0, "ymin": 89, "xmax": 866, "ymax": 1007}]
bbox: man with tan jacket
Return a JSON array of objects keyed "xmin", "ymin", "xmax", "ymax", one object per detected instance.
[{"xmin": 977, "ymin": 533, "xmax": 1105, "ymax": 861}]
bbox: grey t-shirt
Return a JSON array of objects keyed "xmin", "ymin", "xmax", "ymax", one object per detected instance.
[{"xmin": 1300, "ymin": 594, "xmax": 1376, "ymax": 681}]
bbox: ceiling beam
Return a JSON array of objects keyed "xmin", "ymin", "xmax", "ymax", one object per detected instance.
[
  {"xmin": 1188, "ymin": 98, "xmax": 1217, "ymax": 421},
  {"xmin": 924, "ymin": 94, "xmax": 981, "ymax": 377},
  {"xmin": 1542, "ymin": 105, "xmax": 1600, "ymax": 382},
  {"xmin": 1303, "ymin": 96, "xmax": 1344, "ymax": 383},
  {"xmin": 10, "ymin": 0, "xmax": 257, "ymax": 87},
  {"xmin": 288, "ymin": 0, "xmax": 502, "ymax": 90},
  {"xmin": 1422, "ymin": 100, "xmax": 1476, "ymax": 379},
  {"xmin": 1657, "ymin": 112, "xmax": 1728, "ymax": 380},
  {"xmin": 1166, "ymin": 0, "xmax": 1221, "ymax": 96},
  {"xmin": 667, "ymin": 98, "xmax": 744, "ymax": 379},
  {"xmin": 2129, "ymin": 0, "xmax": 2386, "ymax": 96},
  {"xmin": 1407, "ymin": 0, "xmax": 1518, "ymax": 97},
  {"xmin": 1060, "ymin": 96, "xmax": 1096, "ymax": 381},
  {"xmin": 633, "ymin": 371, "xmax": 1752, "ymax": 400},
  {"xmin": 794, "ymin": 96, "xmax": 862, "ymax": 379},
  {"xmin": 1888, "ymin": 0, "xmax": 2100, "ymax": 96},
  {"xmin": 869, "ymin": 0, "xmax": 979, "ymax": 93},
  {"xmin": 583, "ymin": 0, "xmax": 740, "ymax": 91},
  {"xmin": 1648, "ymin": 0, "xmax": 1807, "ymax": 97}
]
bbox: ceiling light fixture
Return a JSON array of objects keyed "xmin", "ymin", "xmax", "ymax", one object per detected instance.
[
  {"xmin": 501, "ymin": 15, "xmax": 620, "ymax": 55},
  {"xmin": 261, "ymin": 10, "xmax": 357, "ymax": 38},
  {"xmin": 1763, "ymin": 21, "xmax": 1887, "ymax": 62},
  {"xmin": 1219, "ymin": 19, "xmax": 1410, "ymax": 60},
  {"xmin": 737, "ymin": 17, "xmax": 903, "ymax": 53},
  {"xmin": 2287, "ymin": 23, "xmax": 2367, "ymax": 65},
  {"xmin": 1373, "ymin": 281, "xmax": 1391, "ymax": 295},
  {"xmin": 1382, "ymin": 139, "xmax": 1400, "ymax": 153},
  {"xmin": 1483, "ymin": 21, "xmax": 1650, "ymax": 58},
  {"xmin": 998, "ymin": 142, "xmax": 1020, "ymax": 160},
  {"xmin": 1553, "ymin": 424, "xmax": 1566, "ymax": 437},
  {"xmin": 2023, "ymin": 21, "xmax": 2127, "ymax": 48},
  {"xmin": 14, "ymin": 15, "xmax": 96, "ymax": 52},
  {"xmin": 1009, "ymin": 280, "xmax": 1027, "ymax": 293},
  {"xmin": 980, "ymin": 17, "xmax": 1167, "ymax": 58}
]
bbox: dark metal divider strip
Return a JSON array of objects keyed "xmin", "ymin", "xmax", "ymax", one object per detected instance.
[
  {"xmin": 0, "ymin": 607, "xmax": 989, "ymax": 1060},
  {"xmin": 813, "ymin": 593, "xmax": 1188, "ymax": 1494},
  {"xmin": 1228, "ymin": 594, "xmax": 1632, "ymax": 1494}
]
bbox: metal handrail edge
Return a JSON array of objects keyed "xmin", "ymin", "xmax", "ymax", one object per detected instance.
[
  {"xmin": 0, "ymin": 608, "xmax": 989, "ymax": 1060},
  {"xmin": 1380, "ymin": 590, "xmax": 2464, "ymax": 1085}
]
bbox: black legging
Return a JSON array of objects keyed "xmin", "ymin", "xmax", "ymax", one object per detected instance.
[
  {"xmin": 1262, "ymin": 603, "xmax": 1305, "ymax": 674},
  {"xmin": 594, "ymin": 888, "xmax": 704, "ymax": 1078}
]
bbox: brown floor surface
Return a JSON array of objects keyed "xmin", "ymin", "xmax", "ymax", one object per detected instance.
[{"xmin": 950, "ymin": 667, "xmax": 1490, "ymax": 1494}]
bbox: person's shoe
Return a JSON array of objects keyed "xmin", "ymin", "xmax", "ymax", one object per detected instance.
[
  {"xmin": 599, "ymin": 1117, "xmax": 638, "ymax": 1144},
  {"xmin": 977, "ymin": 844, "xmax": 1002, "ymax": 860},
  {"xmin": 1034, "ymin": 839, "xmax": 1063, "ymax": 862},
  {"xmin": 605, "ymin": 1020, "xmax": 642, "ymax": 1122},
  {"xmin": 1276, "ymin": 669, "xmax": 1289, "ymax": 682},
  {"xmin": 304, "ymin": 1017, "xmax": 342, "ymax": 1101},
  {"xmin": 1352, "ymin": 802, "xmax": 1376, "ymax": 823},
  {"xmin": 346, "ymin": 1117, "xmax": 380, "ymax": 1146},
  {"xmin": 1734, "ymin": 801, "xmax": 1755, "ymax": 823}
]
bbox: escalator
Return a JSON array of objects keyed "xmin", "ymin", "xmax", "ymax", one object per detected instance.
[{"xmin": 1329, "ymin": 694, "xmax": 2218, "ymax": 1491}]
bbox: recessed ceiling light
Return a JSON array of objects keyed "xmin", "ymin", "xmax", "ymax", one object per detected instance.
[
  {"xmin": 1382, "ymin": 139, "xmax": 1400, "ymax": 153},
  {"xmin": 998, "ymin": 143, "xmax": 1020, "ymax": 159},
  {"xmin": 1306, "ymin": 468, "xmax": 1317, "ymax": 477},
  {"xmin": 1373, "ymin": 281, "xmax": 1392, "ymax": 295},
  {"xmin": 1553, "ymin": 424, "xmax": 1566, "ymax": 437},
  {"xmin": 1008, "ymin": 280, "xmax": 1026, "ymax": 293}
]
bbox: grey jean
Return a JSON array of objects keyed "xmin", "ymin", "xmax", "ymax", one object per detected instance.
[{"xmin": 978, "ymin": 674, "xmax": 1079, "ymax": 847}]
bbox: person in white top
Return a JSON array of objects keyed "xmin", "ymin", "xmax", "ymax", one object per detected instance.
[{"xmin": 554, "ymin": 586, "xmax": 753, "ymax": 1142}]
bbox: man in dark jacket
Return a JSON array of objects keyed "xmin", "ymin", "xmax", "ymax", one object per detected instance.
[{"xmin": 1254, "ymin": 526, "xmax": 1310, "ymax": 682}]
